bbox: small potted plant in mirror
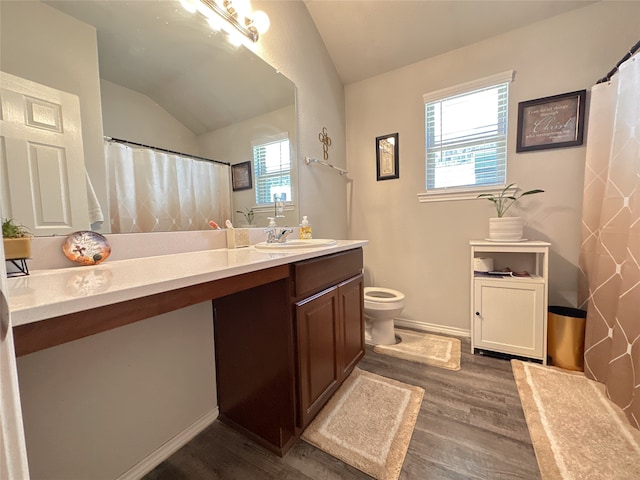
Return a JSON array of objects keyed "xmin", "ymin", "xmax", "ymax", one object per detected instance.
[
  {"xmin": 2, "ymin": 218, "xmax": 33, "ymax": 260},
  {"xmin": 236, "ymin": 207, "xmax": 255, "ymax": 227},
  {"xmin": 477, "ymin": 183, "xmax": 544, "ymax": 241}
]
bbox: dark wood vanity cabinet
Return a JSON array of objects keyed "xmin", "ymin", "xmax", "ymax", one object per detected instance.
[
  {"xmin": 214, "ymin": 248, "xmax": 364, "ymax": 455},
  {"xmin": 292, "ymin": 249, "xmax": 365, "ymax": 430},
  {"xmin": 295, "ymin": 273, "xmax": 364, "ymax": 429}
]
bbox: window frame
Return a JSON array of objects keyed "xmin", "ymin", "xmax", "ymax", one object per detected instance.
[
  {"xmin": 251, "ymin": 132, "xmax": 295, "ymax": 212},
  {"xmin": 419, "ymin": 70, "xmax": 514, "ymax": 203}
]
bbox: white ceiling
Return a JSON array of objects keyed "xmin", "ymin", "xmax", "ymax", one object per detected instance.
[{"xmin": 303, "ymin": 0, "xmax": 597, "ymax": 85}]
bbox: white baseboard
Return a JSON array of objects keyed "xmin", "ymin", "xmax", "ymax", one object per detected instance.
[
  {"xmin": 116, "ymin": 407, "xmax": 219, "ymax": 480},
  {"xmin": 394, "ymin": 317, "xmax": 470, "ymax": 338}
]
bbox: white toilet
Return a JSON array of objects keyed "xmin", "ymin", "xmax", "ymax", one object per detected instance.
[{"xmin": 363, "ymin": 287, "xmax": 405, "ymax": 345}]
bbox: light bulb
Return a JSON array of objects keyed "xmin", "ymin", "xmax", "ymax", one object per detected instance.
[
  {"xmin": 179, "ymin": 0, "xmax": 197, "ymax": 13},
  {"xmin": 252, "ymin": 10, "xmax": 270, "ymax": 34},
  {"xmin": 207, "ymin": 16, "xmax": 222, "ymax": 31}
]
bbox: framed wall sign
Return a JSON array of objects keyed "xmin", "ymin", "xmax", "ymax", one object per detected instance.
[
  {"xmin": 516, "ymin": 90, "xmax": 586, "ymax": 152},
  {"xmin": 231, "ymin": 161, "xmax": 252, "ymax": 191},
  {"xmin": 376, "ymin": 133, "xmax": 399, "ymax": 181}
]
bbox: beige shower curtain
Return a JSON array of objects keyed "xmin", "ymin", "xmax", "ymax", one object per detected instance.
[
  {"xmin": 105, "ymin": 142, "xmax": 231, "ymax": 233},
  {"xmin": 579, "ymin": 51, "xmax": 639, "ymax": 430}
]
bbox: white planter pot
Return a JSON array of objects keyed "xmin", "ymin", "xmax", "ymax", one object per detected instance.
[{"xmin": 489, "ymin": 217, "xmax": 523, "ymax": 241}]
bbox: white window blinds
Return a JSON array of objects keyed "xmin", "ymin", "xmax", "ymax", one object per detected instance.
[
  {"xmin": 424, "ymin": 71, "xmax": 513, "ymax": 191},
  {"xmin": 253, "ymin": 133, "xmax": 291, "ymax": 205}
]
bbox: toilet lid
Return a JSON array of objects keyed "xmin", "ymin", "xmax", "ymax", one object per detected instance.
[{"xmin": 364, "ymin": 287, "xmax": 405, "ymax": 303}]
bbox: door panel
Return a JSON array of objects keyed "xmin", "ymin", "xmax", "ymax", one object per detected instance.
[
  {"xmin": 1, "ymin": 71, "xmax": 89, "ymax": 235},
  {"xmin": 296, "ymin": 287, "xmax": 339, "ymax": 428},
  {"xmin": 474, "ymin": 280, "xmax": 544, "ymax": 357}
]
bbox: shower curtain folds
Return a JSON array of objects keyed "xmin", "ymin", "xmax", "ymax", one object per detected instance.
[
  {"xmin": 579, "ymin": 51, "xmax": 640, "ymax": 430},
  {"xmin": 105, "ymin": 141, "xmax": 231, "ymax": 233}
]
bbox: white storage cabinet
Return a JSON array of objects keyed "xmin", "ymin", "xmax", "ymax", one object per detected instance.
[{"xmin": 470, "ymin": 240, "xmax": 550, "ymax": 364}]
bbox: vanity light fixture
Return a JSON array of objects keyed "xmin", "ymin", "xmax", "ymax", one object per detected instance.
[{"xmin": 181, "ymin": 0, "xmax": 270, "ymax": 43}]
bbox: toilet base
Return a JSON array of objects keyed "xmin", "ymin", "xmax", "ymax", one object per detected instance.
[{"xmin": 365, "ymin": 316, "xmax": 396, "ymax": 345}]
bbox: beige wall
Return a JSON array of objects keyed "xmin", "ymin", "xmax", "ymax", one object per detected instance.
[
  {"xmin": 0, "ymin": 0, "xmax": 108, "ymax": 234},
  {"xmin": 345, "ymin": 1, "xmax": 640, "ymax": 335}
]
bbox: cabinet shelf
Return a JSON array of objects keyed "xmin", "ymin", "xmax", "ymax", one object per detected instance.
[
  {"xmin": 473, "ymin": 273, "xmax": 544, "ymax": 283},
  {"xmin": 470, "ymin": 240, "xmax": 550, "ymax": 363}
]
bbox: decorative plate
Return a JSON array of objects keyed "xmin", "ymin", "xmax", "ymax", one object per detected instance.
[{"xmin": 62, "ymin": 231, "xmax": 111, "ymax": 265}]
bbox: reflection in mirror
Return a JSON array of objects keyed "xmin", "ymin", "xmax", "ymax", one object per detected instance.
[{"xmin": 0, "ymin": 0, "xmax": 297, "ymax": 236}]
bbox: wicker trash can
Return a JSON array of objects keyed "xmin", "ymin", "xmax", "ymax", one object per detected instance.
[{"xmin": 547, "ymin": 306, "xmax": 587, "ymax": 371}]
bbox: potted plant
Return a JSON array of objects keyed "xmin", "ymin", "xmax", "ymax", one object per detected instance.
[
  {"xmin": 477, "ymin": 183, "xmax": 544, "ymax": 240},
  {"xmin": 2, "ymin": 218, "xmax": 33, "ymax": 260},
  {"xmin": 236, "ymin": 207, "xmax": 255, "ymax": 227}
]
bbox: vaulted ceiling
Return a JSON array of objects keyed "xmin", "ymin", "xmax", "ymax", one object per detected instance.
[{"xmin": 303, "ymin": 0, "xmax": 597, "ymax": 85}]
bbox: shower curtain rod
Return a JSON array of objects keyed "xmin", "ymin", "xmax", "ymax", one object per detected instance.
[
  {"xmin": 596, "ymin": 39, "xmax": 640, "ymax": 84},
  {"xmin": 104, "ymin": 136, "xmax": 230, "ymax": 167}
]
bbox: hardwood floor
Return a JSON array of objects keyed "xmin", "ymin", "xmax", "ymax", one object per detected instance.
[{"xmin": 145, "ymin": 336, "xmax": 541, "ymax": 479}]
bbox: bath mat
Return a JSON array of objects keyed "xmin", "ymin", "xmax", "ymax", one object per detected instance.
[
  {"xmin": 301, "ymin": 367, "xmax": 423, "ymax": 480},
  {"xmin": 512, "ymin": 360, "xmax": 640, "ymax": 480},
  {"xmin": 373, "ymin": 329, "xmax": 461, "ymax": 371}
]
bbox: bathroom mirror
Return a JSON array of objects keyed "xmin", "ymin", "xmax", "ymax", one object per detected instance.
[{"xmin": 0, "ymin": 0, "xmax": 297, "ymax": 235}]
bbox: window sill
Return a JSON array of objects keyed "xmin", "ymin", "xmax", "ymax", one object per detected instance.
[
  {"xmin": 417, "ymin": 184, "xmax": 516, "ymax": 203},
  {"xmin": 252, "ymin": 203, "xmax": 296, "ymax": 214}
]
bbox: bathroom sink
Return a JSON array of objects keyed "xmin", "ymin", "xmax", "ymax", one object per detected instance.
[{"xmin": 254, "ymin": 239, "xmax": 338, "ymax": 250}]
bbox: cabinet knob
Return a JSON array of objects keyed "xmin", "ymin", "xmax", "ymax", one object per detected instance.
[{"xmin": 475, "ymin": 312, "xmax": 480, "ymax": 316}]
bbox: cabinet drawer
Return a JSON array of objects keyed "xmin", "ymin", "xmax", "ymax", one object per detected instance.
[{"xmin": 292, "ymin": 248, "xmax": 363, "ymax": 299}]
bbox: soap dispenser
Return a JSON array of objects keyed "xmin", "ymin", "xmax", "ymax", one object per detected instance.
[{"xmin": 299, "ymin": 216, "xmax": 312, "ymax": 239}]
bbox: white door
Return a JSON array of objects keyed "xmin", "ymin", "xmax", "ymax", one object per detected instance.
[
  {"xmin": 0, "ymin": 202, "xmax": 30, "ymax": 479},
  {"xmin": 0, "ymin": 71, "xmax": 89, "ymax": 236}
]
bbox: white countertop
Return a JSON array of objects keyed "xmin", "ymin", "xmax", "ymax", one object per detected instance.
[{"xmin": 8, "ymin": 240, "xmax": 368, "ymax": 327}]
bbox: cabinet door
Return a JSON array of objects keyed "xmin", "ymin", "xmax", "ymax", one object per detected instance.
[
  {"xmin": 473, "ymin": 280, "xmax": 544, "ymax": 359},
  {"xmin": 296, "ymin": 287, "xmax": 340, "ymax": 428},
  {"xmin": 338, "ymin": 274, "xmax": 364, "ymax": 377}
]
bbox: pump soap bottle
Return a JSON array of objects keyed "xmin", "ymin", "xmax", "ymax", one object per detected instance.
[{"xmin": 299, "ymin": 216, "xmax": 312, "ymax": 239}]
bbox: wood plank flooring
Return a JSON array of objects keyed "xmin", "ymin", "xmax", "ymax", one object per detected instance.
[{"xmin": 145, "ymin": 336, "xmax": 541, "ymax": 479}]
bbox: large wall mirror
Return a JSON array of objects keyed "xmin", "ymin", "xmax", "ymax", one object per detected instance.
[{"xmin": 0, "ymin": 0, "xmax": 297, "ymax": 236}]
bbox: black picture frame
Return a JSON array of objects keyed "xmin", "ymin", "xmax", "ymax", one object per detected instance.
[
  {"xmin": 516, "ymin": 90, "xmax": 586, "ymax": 152},
  {"xmin": 231, "ymin": 161, "xmax": 252, "ymax": 191},
  {"xmin": 376, "ymin": 133, "xmax": 399, "ymax": 181}
]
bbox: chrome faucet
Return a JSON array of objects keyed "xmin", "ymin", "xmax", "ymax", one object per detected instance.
[
  {"xmin": 266, "ymin": 226, "xmax": 293, "ymax": 244},
  {"xmin": 265, "ymin": 216, "xmax": 293, "ymax": 243}
]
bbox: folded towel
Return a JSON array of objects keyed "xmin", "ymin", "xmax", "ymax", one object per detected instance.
[{"xmin": 86, "ymin": 170, "xmax": 104, "ymax": 224}]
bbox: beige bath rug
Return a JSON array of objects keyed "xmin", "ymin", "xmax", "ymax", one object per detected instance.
[
  {"xmin": 512, "ymin": 360, "xmax": 640, "ymax": 480},
  {"xmin": 301, "ymin": 367, "xmax": 423, "ymax": 480},
  {"xmin": 373, "ymin": 329, "xmax": 461, "ymax": 371}
]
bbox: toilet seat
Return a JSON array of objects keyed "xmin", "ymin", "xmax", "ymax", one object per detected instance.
[{"xmin": 364, "ymin": 287, "xmax": 405, "ymax": 303}]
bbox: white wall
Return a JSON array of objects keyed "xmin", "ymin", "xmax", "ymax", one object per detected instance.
[
  {"xmin": 100, "ymin": 79, "xmax": 201, "ymax": 156},
  {"xmin": 198, "ymin": 105, "xmax": 297, "ymax": 227},
  {"xmin": 0, "ymin": 0, "xmax": 108, "ymax": 234},
  {"xmin": 253, "ymin": 1, "xmax": 348, "ymax": 239},
  {"xmin": 16, "ymin": 302, "xmax": 216, "ymax": 480},
  {"xmin": 345, "ymin": 1, "xmax": 640, "ymax": 335}
]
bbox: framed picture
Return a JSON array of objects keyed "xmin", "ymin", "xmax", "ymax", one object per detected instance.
[
  {"xmin": 231, "ymin": 161, "xmax": 252, "ymax": 191},
  {"xmin": 516, "ymin": 90, "xmax": 586, "ymax": 152},
  {"xmin": 376, "ymin": 133, "xmax": 399, "ymax": 181}
]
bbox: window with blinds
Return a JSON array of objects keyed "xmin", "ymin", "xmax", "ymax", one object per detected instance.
[
  {"xmin": 253, "ymin": 134, "xmax": 291, "ymax": 205},
  {"xmin": 424, "ymin": 71, "xmax": 513, "ymax": 191}
]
